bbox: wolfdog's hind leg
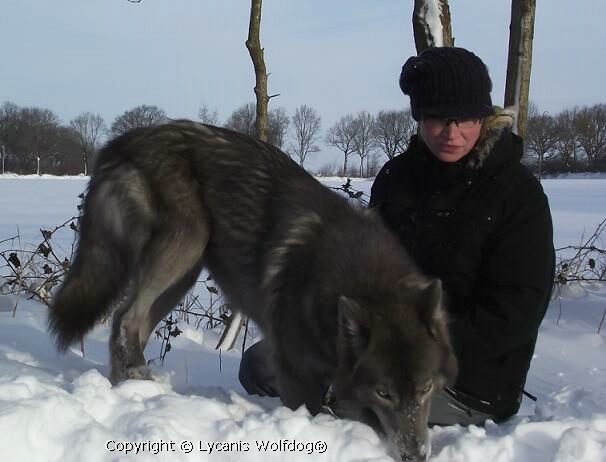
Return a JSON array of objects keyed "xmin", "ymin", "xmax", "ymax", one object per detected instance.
[
  {"xmin": 142, "ymin": 256, "xmax": 206, "ymax": 352},
  {"xmin": 109, "ymin": 214, "xmax": 210, "ymax": 384}
]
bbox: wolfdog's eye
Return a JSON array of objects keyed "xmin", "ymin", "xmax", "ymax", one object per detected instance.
[
  {"xmin": 375, "ymin": 386, "xmax": 392, "ymax": 401},
  {"xmin": 418, "ymin": 380, "xmax": 433, "ymax": 397}
]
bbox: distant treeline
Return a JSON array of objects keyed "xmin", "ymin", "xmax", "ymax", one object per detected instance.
[
  {"xmin": 524, "ymin": 103, "xmax": 606, "ymax": 176},
  {"xmin": 1, "ymin": 101, "xmax": 605, "ymax": 177}
]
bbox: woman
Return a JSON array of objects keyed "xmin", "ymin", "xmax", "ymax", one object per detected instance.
[{"xmin": 370, "ymin": 47, "xmax": 555, "ymax": 425}]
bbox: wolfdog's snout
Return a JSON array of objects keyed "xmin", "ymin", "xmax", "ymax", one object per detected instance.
[{"xmin": 398, "ymin": 442, "xmax": 429, "ymax": 462}]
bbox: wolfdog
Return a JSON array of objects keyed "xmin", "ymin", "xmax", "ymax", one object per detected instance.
[{"xmin": 48, "ymin": 121, "xmax": 457, "ymax": 461}]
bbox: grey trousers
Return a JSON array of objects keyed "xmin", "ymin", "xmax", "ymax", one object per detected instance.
[
  {"xmin": 428, "ymin": 388, "xmax": 496, "ymax": 426},
  {"xmin": 238, "ymin": 340, "xmax": 497, "ymax": 427}
]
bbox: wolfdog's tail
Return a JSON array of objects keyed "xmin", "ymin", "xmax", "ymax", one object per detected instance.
[{"xmin": 48, "ymin": 165, "xmax": 149, "ymax": 351}]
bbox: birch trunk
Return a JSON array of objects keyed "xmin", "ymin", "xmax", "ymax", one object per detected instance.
[
  {"xmin": 504, "ymin": 0, "xmax": 536, "ymax": 139},
  {"xmin": 412, "ymin": 0, "xmax": 454, "ymax": 54}
]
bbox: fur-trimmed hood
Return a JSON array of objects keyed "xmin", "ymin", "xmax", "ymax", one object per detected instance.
[{"xmin": 465, "ymin": 106, "xmax": 517, "ymax": 170}]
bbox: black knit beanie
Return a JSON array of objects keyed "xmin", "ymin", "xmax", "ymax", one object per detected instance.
[{"xmin": 399, "ymin": 47, "xmax": 494, "ymax": 121}]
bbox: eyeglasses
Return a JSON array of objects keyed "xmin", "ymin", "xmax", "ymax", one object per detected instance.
[{"xmin": 423, "ymin": 117, "xmax": 481, "ymax": 130}]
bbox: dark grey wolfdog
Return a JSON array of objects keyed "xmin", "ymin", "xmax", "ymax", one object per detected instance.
[{"xmin": 48, "ymin": 121, "xmax": 457, "ymax": 461}]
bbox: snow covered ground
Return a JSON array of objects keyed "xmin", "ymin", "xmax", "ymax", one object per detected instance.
[{"xmin": 0, "ymin": 174, "xmax": 605, "ymax": 462}]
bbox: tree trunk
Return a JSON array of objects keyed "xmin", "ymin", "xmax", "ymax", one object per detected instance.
[
  {"xmin": 245, "ymin": 0, "xmax": 269, "ymax": 142},
  {"xmin": 412, "ymin": 0, "xmax": 454, "ymax": 54},
  {"xmin": 504, "ymin": 0, "xmax": 536, "ymax": 139}
]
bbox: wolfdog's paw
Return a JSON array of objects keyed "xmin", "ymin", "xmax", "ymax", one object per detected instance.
[
  {"xmin": 110, "ymin": 362, "xmax": 156, "ymax": 385},
  {"xmin": 125, "ymin": 365, "xmax": 154, "ymax": 381}
]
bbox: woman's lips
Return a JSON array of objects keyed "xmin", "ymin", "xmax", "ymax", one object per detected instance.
[{"xmin": 439, "ymin": 144, "xmax": 463, "ymax": 152}]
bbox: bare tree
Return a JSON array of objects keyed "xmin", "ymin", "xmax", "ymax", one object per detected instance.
[
  {"xmin": 0, "ymin": 102, "xmax": 20, "ymax": 174},
  {"xmin": 110, "ymin": 105, "xmax": 167, "ymax": 136},
  {"xmin": 326, "ymin": 115, "xmax": 357, "ymax": 176},
  {"xmin": 290, "ymin": 105, "xmax": 321, "ymax": 168},
  {"xmin": 525, "ymin": 104, "xmax": 558, "ymax": 178},
  {"xmin": 504, "ymin": 0, "xmax": 536, "ymax": 138},
  {"xmin": 268, "ymin": 107, "xmax": 289, "ymax": 149},
  {"xmin": 574, "ymin": 104, "xmax": 606, "ymax": 171},
  {"xmin": 412, "ymin": 0, "xmax": 454, "ymax": 53},
  {"xmin": 225, "ymin": 102, "xmax": 258, "ymax": 137},
  {"xmin": 553, "ymin": 109, "xmax": 580, "ymax": 173},
  {"xmin": 226, "ymin": 103, "xmax": 289, "ymax": 148},
  {"xmin": 70, "ymin": 112, "xmax": 106, "ymax": 175},
  {"xmin": 198, "ymin": 104, "xmax": 220, "ymax": 126},
  {"xmin": 49, "ymin": 126, "xmax": 82, "ymax": 174},
  {"xmin": 352, "ymin": 111, "xmax": 376, "ymax": 177},
  {"xmin": 19, "ymin": 108, "xmax": 61, "ymax": 175},
  {"xmin": 246, "ymin": 0, "xmax": 280, "ymax": 142},
  {"xmin": 373, "ymin": 109, "xmax": 416, "ymax": 160}
]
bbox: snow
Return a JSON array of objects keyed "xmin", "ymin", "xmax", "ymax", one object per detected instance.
[
  {"xmin": 1, "ymin": 174, "xmax": 606, "ymax": 461},
  {"xmin": 417, "ymin": 1, "xmax": 444, "ymax": 48}
]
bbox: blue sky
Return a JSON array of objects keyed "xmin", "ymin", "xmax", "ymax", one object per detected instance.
[{"xmin": 1, "ymin": 0, "xmax": 604, "ymax": 168}]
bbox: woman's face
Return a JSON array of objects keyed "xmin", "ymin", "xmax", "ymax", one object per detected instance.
[{"xmin": 419, "ymin": 117, "xmax": 482, "ymax": 163}]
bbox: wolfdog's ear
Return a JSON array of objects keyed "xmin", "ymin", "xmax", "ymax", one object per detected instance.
[{"xmin": 337, "ymin": 296, "xmax": 370, "ymax": 358}]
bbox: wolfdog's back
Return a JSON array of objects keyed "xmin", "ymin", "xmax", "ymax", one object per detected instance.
[{"xmin": 95, "ymin": 121, "xmax": 361, "ymax": 319}]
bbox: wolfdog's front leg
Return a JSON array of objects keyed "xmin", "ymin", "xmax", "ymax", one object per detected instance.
[{"xmin": 274, "ymin": 359, "xmax": 325, "ymax": 415}]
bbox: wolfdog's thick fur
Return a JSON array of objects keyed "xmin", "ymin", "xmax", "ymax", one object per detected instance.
[{"xmin": 48, "ymin": 122, "xmax": 457, "ymax": 461}]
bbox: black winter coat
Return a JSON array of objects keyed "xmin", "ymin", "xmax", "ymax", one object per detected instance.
[{"xmin": 370, "ymin": 122, "xmax": 555, "ymax": 419}]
